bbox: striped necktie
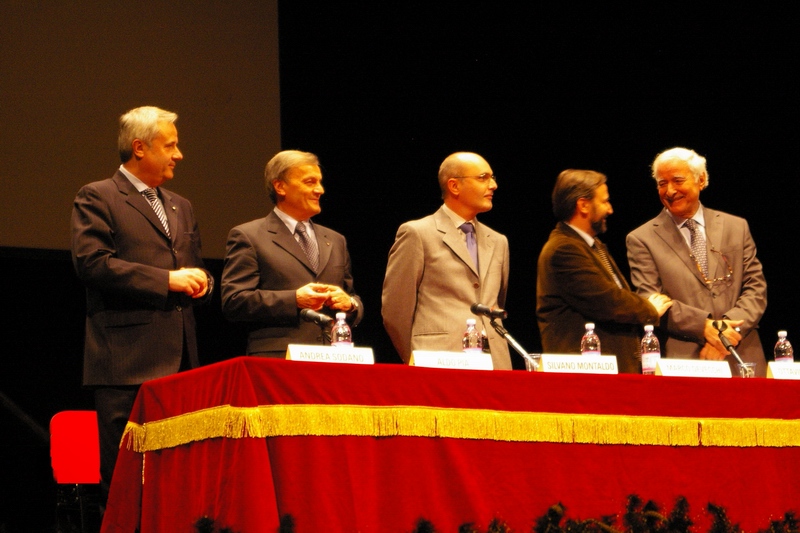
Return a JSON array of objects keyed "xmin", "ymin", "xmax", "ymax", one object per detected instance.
[
  {"xmin": 295, "ymin": 221, "xmax": 319, "ymax": 272},
  {"xmin": 142, "ymin": 188, "xmax": 171, "ymax": 238},
  {"xmin": 684, "ymin": 219, "xmax": 708, "ymax": 277},
  {"xmin": 593, "ymin": 240, "xmax": 622, "ymax": 289}
]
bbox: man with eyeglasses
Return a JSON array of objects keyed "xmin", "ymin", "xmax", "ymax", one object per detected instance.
[
  {"xmin": 627, "ymin": 147, "xmax": 767, "ymax": 376},
  {"xmin": 382, "ymin": 152, "xmax": 512, "ymax": 369},
  {"xmin": 536, "ymin": 169, "xmax": 673, "ymax": 373}
]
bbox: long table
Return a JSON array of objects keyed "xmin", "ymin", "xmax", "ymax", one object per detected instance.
[{"xmin": 102, "ymin": 357, "xmax": 800, "ymax": 532}]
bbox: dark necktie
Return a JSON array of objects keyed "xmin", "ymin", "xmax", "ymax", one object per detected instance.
[
  {"xmin": 593, "ymin": 240, "xmax": 622, "ymax": 289},
  {"xmin": 295, "ymin": 221, "xmax": 319, "ymax": 272},
  {"xmin": 460, "ymin": 222, "xmax": 478, "ymax": 270},
  {"xmin": 684, "ymin": 219, "xmax": 708, "ymax": 277},
  {"xmin": 142, "ymin": 188, "xmax": 171, "ymax": 238}
]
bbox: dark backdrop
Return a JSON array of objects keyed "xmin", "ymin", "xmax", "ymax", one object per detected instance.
[{"xmin": 2, "ymin": 2, "xmax": 797, "ymax": 530}]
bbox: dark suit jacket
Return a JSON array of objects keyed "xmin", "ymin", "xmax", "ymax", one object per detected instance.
[
  {"xmin": 627, "ymin": 207, "xmax": 767, "ymax": 376},
  {"xmin": 536, "ymin": 222, "xmax": 659, "ymax": 373},
  {"xmin": 71, "ymin": 170, "xmax": 211, "ymax": 386},
  {"xmin": 221, "ymin": 210, "xmax": 362, "ymax": 354}
]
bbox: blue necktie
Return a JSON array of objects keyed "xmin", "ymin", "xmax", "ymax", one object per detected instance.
[{"xmin": 460, "ymin": 222, "xmax": 478, "ymax": 270}]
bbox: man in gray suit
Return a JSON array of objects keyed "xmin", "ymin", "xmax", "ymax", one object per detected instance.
[
  {"xmin": 71, "ymin": 106, "xmax": 213, "ymax": 504},
  {"xmin": 382, "ymin": 152, "xmax": 511, "ymax": 369},
  {"xmin": 627, "ymin": 147, "xmax": 767, "ymax": 376},
  {"xmin": 221, "ymin": 150, "xmax": 362, "ymax": 356}
]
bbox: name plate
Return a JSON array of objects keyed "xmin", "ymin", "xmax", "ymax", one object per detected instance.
[
  {"xmin": 767, "ymin": 361, "xmax": 800, "ymax": 379},
  {"xmin": 655, "ymin": 359, "xmax": 731, "ymax": 378},
  {"xmin": 539, "ymin": 354, "xmax": 618, "ymax": 374},
  {"xmin": 410, "ymin": 350, "xmax": 494, "ymax": 370},
  {"xmin": 286, "ymin": 344, "xmax": 374, "ymax": 365}
]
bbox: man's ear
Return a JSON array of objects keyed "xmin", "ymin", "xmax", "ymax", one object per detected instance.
[
  {"xmin": 446, "ymin": 177, "xmax": 460, "ymax": 197},
  {"xmin": 273, "ymin": 179, "xmax": 285, "ymax": 198},
  {"xmin": 576, "ymin": 197, "xmax": 591, "ymax": 215},
  {"xmin": 131, "ymin": 139, "xmax": 146, "ymax": 159}
]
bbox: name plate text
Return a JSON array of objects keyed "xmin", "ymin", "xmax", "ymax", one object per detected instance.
[
  {"xmin": 539, "ymin": 354, "xmax": 618, "ymax": 374},
  {"xmin": 655, "ymin": 359, "xmax": 731, "ymax": 378},
  {"xmin": 767, "ymin": 361, "xmax": 800, "ymax": 380},
  {"xmin": 286, "ymin": 344, "xmax": 375, "ymax": 365},
  {"xmin": 410, "ymin": 350, "xmax": 494, "ymax": 370}
]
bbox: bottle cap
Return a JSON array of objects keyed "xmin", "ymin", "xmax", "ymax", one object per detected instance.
[
  {"xmin": 778, "ymin": 330, "xmax": 788, "ymax": 338},
  {"xmin": 466, "ymin": 318, "xmax": 476, "ymax": 326},
  {"xmin": 585, "ymin": 322, "xmax": 595, "ymax": 330},
  {"xmin": 644, "ymin": 324, "xmax": 654, "ymax": 332},
  {"xmin": 336, "ymin": 312, "xmax": 347, "ymax": 319}
]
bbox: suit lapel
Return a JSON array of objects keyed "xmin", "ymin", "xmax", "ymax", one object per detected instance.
[
  {"xmin": 435, "ymin": 209, "xmax": 478, "ymax": 277},
  {"xmin": 267, "ymin": 211, "xmax": 316, "ymax": 274},
  {"xmin": 314, "ymin": 224, "xmax": 332, "ymax": 273},
  {"xmin": 475, "ymin": 221, "xmax": 495, "ymax": 281},
  {"xmin": 703, "ymin": 208, "xmax": 725, "ymax": 278},
  {"xmin": 114, "ymin": 172, "xmax": 171, "ymax": 242}
]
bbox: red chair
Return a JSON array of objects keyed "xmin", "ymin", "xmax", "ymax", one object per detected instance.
[{"xmin": 50, "ymin": 410, "xmax": 101, "ymax": 532}]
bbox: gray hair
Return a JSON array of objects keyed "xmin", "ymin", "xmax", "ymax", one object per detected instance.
[
  {"xmin": 264, "ymin": 150, "xmax": 320, "ymax": 204},
  {"xmin": 652, "ymin": 147, "xmax": 709, "ymax": 188},
  {"xmin": 551, "ymin": 169, "xmax": 607, "ymax": 222},
  {"xmin": 118, "ymin": 106, "xmax": 178, "ymax": 163}
]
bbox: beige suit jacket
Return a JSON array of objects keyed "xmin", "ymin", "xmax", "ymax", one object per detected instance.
[{"xmin": 382, "ymin": 207, "xmax": 511, "ymax": 369}]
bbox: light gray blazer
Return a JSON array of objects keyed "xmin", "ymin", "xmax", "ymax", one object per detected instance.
[{"xmin": 382, "ymin": 207, "xmax": 511, "ymax": 369}]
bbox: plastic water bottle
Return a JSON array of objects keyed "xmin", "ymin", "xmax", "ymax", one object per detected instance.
[
  {"xmin": 640, "ymin": 324, "xmax": 661, "ymax": 375},
  {"xmin": 331, "ymin": 312, "xmax": 352, "ymax": 347},
  {"xmin": 580, "ymin": 323, "xmax": 601, "ymax": 356},
  {"xmin": 774, "ymin": 331, "xmax": 794, "ymax": 363},
  {"xmin": 462, "ymin": 318, "xmax": 483, "ymax": 353}
]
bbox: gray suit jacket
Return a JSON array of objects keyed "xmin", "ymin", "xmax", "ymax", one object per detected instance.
[
  {"xmin": 382, "ymin": 207, "xmax": 511, "ymax": 369},
  {"xmin": 221, "ymin": 210, "xmax": 362, "ymax": 354},
  {"xmin": 626, "ymin": 207, "xmax": 767, "ymax": 376},
  {"xmin": 71, "ymin": 170, "xmax": 211, "ymax": 386}
]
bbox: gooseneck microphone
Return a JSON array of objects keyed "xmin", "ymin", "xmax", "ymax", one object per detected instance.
[
  {"xmin": 299, "ymin": 308, "xmax": 333, "ymax": 327},
  {"xmin": 470, "ymin": 303, "xmax": 508, "ymax": 320}
]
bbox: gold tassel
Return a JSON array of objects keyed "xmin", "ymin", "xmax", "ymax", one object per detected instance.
[{"xmin": 121, "ymin": 404, "xmax": 800, "ymax": 453}]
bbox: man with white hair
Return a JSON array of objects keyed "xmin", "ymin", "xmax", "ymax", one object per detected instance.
[{"xmin": 626, "ymin": 147, "xmax": 767, "ymax": 376}]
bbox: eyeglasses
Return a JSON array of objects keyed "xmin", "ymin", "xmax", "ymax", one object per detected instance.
[
  {"xmin": 455, "ymin": 173, "xmax": 497, "ymax": 183},
  {"xmin": 690, "ymin": 248, "xmax": 733, "ymax": 288}
]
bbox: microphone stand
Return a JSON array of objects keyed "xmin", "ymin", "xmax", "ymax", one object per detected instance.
[
  {"xmin": 714, "ymin": 321, "xmax": 752, "ymax": 377},
  {"xmin": 489, "ymin": 318, "xmax": 538, "ymax": 367}
]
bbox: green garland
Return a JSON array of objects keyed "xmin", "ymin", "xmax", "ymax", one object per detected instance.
[{"xmin": 191, "ymin": 495, "xmax": 800, "ymax": 533}]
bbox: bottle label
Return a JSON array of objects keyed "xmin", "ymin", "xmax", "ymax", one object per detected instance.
[{"xmin": 642, "ymin": 351, "xmax": 661, "ymax": 373}]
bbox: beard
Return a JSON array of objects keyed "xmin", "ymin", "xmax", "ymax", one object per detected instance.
[{"xmin": 591, "ymin": 217, "xmax": 607, "ymax": 235}]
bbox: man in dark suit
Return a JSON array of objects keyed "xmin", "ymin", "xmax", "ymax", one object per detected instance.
[
  {"xmin": 381, "ymin": 152, "xmax": 511, "ymax": 369},
  {"xmin": 627, "ymin": 147, "xmax": 767, "ymax": 376},
  {"xmin": 71, "ymin": 106, "xmax": 212, "ymax": 504},
  {"xmin": 536, "ymin": 169, "xmax": 672, "ymax": 373},
  {"xmin": 221, "ymin": 150, "xmax": 362, "ymax": 356}
]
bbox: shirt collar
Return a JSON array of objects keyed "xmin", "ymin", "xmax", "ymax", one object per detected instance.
[{"xmin": 119, "ymin": 165, "xmax": 150, "ymax": 193}]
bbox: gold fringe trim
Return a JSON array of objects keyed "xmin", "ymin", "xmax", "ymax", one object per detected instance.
[{"xmin": 119, "ymin": 404, "xmax": 800, "ymax": 453}]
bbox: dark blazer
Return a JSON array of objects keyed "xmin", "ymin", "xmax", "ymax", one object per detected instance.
[
  {"xmin": 536, "ymin": 222, "xmax": 659, "ymax": 373},
  {"xmin": 221, "ymin": 209, "xmax": 362, "ymax": 354},
  {"xmin": 71, "ymin": 170, "xmax": 211, "ymax": 386},
  {"xmin": 627, "ymin": 207, "xmax": 767, "ymax": 376}
]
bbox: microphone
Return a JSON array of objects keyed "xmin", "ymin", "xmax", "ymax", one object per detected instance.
[
  {"xmin": 299, "ymin": 308, "xmax": 333, "ymax": 327},
  {"xmin": 712, "ymin": 320, "xmax": 746, "ymax": 366},
  {"xmin": 470, "ymin": 303, "xmax": 508, "ymax": 320}
]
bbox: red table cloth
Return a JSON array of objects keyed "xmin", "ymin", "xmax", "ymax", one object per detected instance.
[{"xmin": 102, "ymin": 357, "xmax": 800, "ymax": 532}]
